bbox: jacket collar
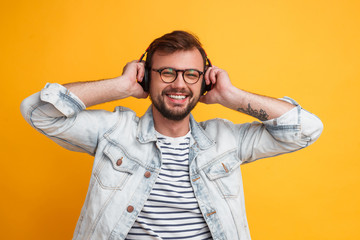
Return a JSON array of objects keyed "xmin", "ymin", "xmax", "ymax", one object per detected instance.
[{"xmin": 137, "ymin": 106, "xmax": 215, "ymax": 150}]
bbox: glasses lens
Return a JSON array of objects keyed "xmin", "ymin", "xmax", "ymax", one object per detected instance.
[
  {"xmin": 161, "ymin": 68, "xmax": 176, "ymax": 82},
  {"xmin": 184, "ymin": 69, "xmax": 200, "ymax": 83}
]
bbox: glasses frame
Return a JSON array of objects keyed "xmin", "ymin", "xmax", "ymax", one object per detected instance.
[{"xmin": 152, "ymin": 68, "xmax": 204, "ymax": 85}]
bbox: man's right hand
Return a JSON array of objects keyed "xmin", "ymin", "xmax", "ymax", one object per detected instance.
[{"xmin": 118, "ymin": 60, "xmax": 148, "ymax": 99}]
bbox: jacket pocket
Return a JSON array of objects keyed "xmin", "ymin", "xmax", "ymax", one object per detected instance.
[
  {"xmin": 94, "ymin": 144, "xmax": 139, "ymax": 190},
  {"xmin": 204, "ymin": 149, "xmax": 242, "ymax": 198}
]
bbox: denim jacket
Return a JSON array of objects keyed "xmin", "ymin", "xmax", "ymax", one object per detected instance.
[{"xmin": 21, "ymin": 83, "xmax": 323, "ymax": 240}]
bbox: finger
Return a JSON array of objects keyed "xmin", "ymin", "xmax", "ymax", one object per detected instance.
[
  {"xmin": 209, "ymin": 67, "xmax": 218, "ymax": 84},
  {"xmin": 205, "ymin": 66, "xmax": 212, "ymax": 85},
  {"xmin": 136, "ymin": 62, "xmax": 145, "ymax": 82}
]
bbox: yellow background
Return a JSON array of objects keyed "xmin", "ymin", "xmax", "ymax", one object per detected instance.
[{"xmin": 1, "ymin": 0, "xmax": 359, "ymax": 239}]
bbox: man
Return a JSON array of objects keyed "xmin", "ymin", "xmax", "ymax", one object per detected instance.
[{"xmin": 21, "ymin": 31, "xmax": 323, "ymax": 240}]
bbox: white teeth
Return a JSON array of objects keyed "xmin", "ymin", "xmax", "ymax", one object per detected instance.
[{"xmin": 169, "ymin": 95, "xmax": 186, "ymax": 100}]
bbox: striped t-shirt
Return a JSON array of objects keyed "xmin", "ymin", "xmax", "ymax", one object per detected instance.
[{"xmin": 125, "ymin": 131, "xmax": 212, "ymax": 240}]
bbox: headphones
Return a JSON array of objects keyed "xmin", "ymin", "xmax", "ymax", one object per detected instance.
[{"xmin": 138, "ymin": 48, "xmax": 212, "ymax": 95}]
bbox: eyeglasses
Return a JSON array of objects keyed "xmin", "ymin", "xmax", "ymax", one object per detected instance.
[{"xmin": 152, "ymin": 68, "xmax": 204, "ymax": 84}]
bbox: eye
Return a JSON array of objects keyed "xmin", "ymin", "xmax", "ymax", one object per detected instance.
[
  {"xmin": 185, "ymin": 70, "xmax": 200, "ymax": 79},
  {"xmin": 161, "ymin": 68, "xmax": 176, "ymax": 77}
]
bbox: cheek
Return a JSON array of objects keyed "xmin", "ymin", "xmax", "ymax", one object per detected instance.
[
  {"xmin": 149, "ymin": 75, "xmax": 159, "ymax": 93},
  {"xmin": 149, "ymin": 80, "xmax": 166, "ymax": 99},
  {"xmin": 192, "ymin": 82, "xmax": 203, "ymax": 96}
]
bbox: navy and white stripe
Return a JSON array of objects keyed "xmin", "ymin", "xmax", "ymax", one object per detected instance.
[{"xmin": 125, "ymin": 132, "xmax": 212, "ymax": 240}]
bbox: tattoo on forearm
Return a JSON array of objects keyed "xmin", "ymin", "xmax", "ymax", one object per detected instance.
[{"xmin": 237, "ymin": 103, "xmax": 269, "ymax": 121}]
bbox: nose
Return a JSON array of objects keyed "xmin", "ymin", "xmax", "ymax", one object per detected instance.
[{"xmin": 172, "ymin": 71, "xmax": 187, "ymax": 88}]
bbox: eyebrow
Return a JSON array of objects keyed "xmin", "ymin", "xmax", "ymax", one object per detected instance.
[{"xmin": 156, "ymin": 66, "xmax": 203, "ymax": 72}]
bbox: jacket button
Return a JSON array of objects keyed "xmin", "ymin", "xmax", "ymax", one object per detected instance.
[
  {"xmin": 144, "ymin": 171, "xmax": 151, "ymax": 178},
  {"xmin": 116, "ymin": 157, "xmax": 123, "ymax": 166},
  {"xmin": 127, "ymin": 205, "xmax": 134, "ymax": 213}
]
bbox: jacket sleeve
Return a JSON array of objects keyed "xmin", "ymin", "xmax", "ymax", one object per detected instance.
[
  {"xmin": 20, "ymin": 83, "xmax": 120, "ymax": 156},
  {"xmin": 238, "ymin": 97, "xmax": 323, "ymax": 163}
]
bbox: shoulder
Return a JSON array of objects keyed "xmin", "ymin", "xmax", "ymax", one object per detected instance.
[
  {"xmin": 102, "ymin": 106, "xmax": 140, "ymax": 130},
  {"xmin": 113, "ymin": 106, "xmax": 139, "ymax": 120}
]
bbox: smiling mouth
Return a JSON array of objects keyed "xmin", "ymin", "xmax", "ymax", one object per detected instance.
[
  {"xmin": 168, "ymin": 94, "xmax": 187, "ymax": 100},
  {"xmin": 162, "ymin": 88, "xmax": 192, "ymax": 103}
]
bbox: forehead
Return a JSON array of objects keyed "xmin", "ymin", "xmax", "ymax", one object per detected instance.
[{"xmin": 151, "ymin": 48, "xmax": 204, "ymax": 69}]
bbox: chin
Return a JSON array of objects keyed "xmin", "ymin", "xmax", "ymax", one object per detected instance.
[
  {"xmin": 158, "ymin": 107, "xmax": 191, "ymax": 121},
  {"xmin": 150, "ymin": 90, "xmax": 200, "ymax": 121}
]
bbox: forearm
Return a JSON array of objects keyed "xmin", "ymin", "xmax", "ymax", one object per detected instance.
[
  {"xmin": 63, "ymin": 60, "xmax": 147, "ymax": 108},
  {"xmin": 220, "ymin": 86, "xmax": 295, "ymax": 121},
  {"xmin": 63, "ymin": 77, "xmax": 125, "ymax": 108},
  {"xmin": 202, "ymin": 67, "xmax": 295, "ymax": 120}
]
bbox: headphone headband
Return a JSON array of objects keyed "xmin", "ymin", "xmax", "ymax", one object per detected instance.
[{"xmin": 138, "ymin": 47, "xmax": 150, "ymax": 62}]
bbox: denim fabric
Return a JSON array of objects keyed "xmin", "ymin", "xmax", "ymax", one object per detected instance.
[{"xmin": 21, "ymin": 83, "xmax": 323, "ymax": 240}]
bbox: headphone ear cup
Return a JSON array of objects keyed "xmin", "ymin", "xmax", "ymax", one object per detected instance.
[
  {"xmin": 201, "ymin": 80, "xmax": 212, "ymax": 95},
  {"xmin": 201, "ymin": 68, "xmax": 212, "ymax": 95},
  {"xmin": 201, "ymin": 80, "xmax": 206, "ymax": 95},
  {"xmin": 140, "ymin": 67, "xmax": 150, "ymax": 92}
]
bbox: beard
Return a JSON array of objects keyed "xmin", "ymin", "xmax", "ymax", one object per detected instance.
[{"xmin": 150, "ymin": 87, "xmax": 200, "ymax": 121}]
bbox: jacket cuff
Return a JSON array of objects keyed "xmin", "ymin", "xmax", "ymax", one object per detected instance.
[
  {"xmin": 40, "ymin": 83, "xmax": 86, "ymax": 117},
  {"xmin": 262, "ymin": 97, "xmax": 300, "ymax": 127}
]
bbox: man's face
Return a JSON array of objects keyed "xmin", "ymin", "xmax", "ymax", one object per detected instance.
[{"xmin": 149, "ymin": 48, "xmax": 204, "ymax": 121}]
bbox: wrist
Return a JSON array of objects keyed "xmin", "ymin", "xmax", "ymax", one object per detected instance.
[
  {"xmin": 109, "ymin": 76, "xmax": 132, "ymax": 99},
  {"xmin": 219, "ymin": 86, "xmax": 246, "ymax": 110}
]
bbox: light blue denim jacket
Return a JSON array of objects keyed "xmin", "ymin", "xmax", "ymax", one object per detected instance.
[{"xmin": 21, "ymin": 83, "xmax": 323, "ymax": 240}]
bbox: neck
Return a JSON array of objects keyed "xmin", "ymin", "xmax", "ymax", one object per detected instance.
[{"xmin": 152, "ymin": 106, "xmax": 190, "ymax": 138}]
